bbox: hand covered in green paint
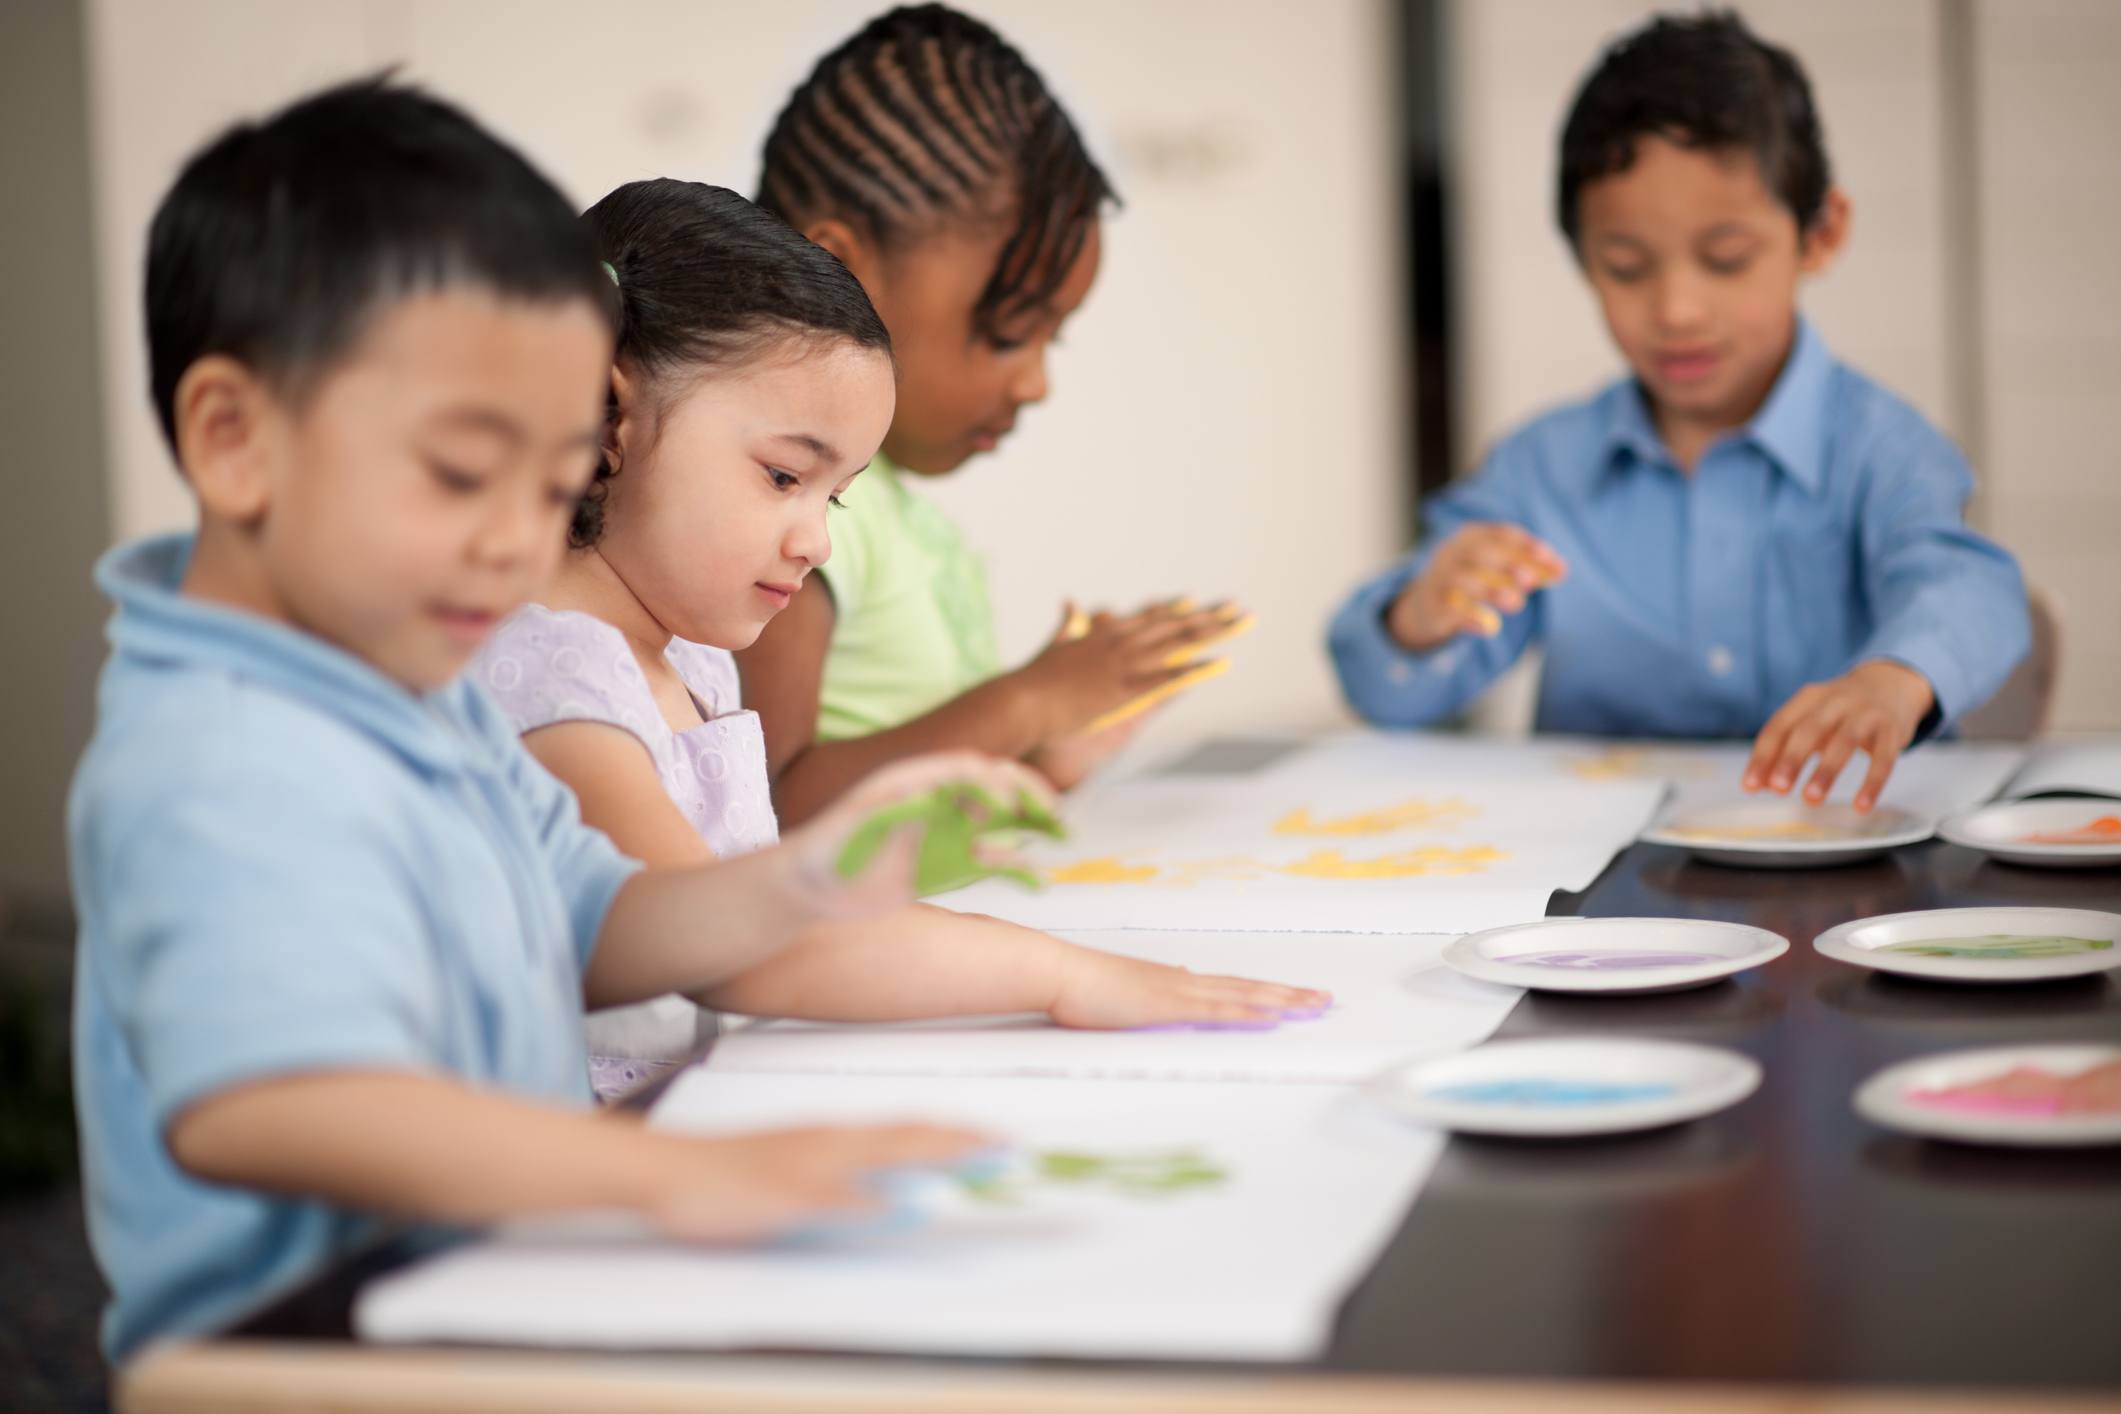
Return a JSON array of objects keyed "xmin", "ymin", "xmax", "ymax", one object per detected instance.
[{"xmin": 784, "ymin": 753, "xmax": 1062, "ymax": 919}]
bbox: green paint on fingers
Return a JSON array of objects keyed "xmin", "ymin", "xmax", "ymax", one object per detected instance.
[{"xmin": 834, "ymin": 784, "xmax": 1067, "ymax": 896}]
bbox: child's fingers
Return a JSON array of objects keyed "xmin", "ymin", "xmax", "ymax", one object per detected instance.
[
  {"xmin": 1801, "ymin": 722, "xmax": 1864, "ymax": 804},
  {"xmin": 1759, "ymin": 699, "xmax": 1846, "ymax": 795},
  {"xmin": 1743, "ymin": 687, "xmax": 1821, "ymax": 791},
  {"xmin": 1851, "ymin": 724, "xmax": 1904, "ymax": 813}
]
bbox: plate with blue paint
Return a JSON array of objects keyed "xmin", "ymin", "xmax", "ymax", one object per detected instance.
[
  {"xmin": 1813, "ymin": 906, "xmax": 2121, "ymax": 984},
  {"xmin": 1370, "ymin": 1037, "xmax": 1763, "ymax": 1136},
  {"xmin": 1443, "ymin": 917, "xmax": 1788, "ymax": 994}
]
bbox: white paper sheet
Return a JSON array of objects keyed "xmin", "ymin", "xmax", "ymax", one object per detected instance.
[
  {"xmin": 708, "ymin": 930, "xmax": 1523, "ymax": 1084},
  {"xmin": 1601, "ymin": 738, "xmax": 2026, "ymax": 824},
  {"xmin": 933, "ymin": 753, "xmax": 1664, "ymax": 933},
  {"xmin": 356, "ymin": 1072, "xmax": 1440, "ymax": 1361},
  {"xmin": 1998, "ymin": 740, "xmax": 2121, "ymax": 800}
]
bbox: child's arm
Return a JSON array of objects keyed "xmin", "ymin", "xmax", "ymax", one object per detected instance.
[
  {"xmin": 584, "ymin": 752, "xmax": 1053, "ymax": 1009},
  {"xmin": 703, "ymin": 905, "xmax": 1327, "ymax": 1030},
  {"xmin": 168, "ymin": 1069, "xmax": 984, "ymax": 1241},
  {"xmin": 738, "ymin": 581, "xmax": 1242, "ymax": 826},
  {"xmin": 1742, "ymin": 428, "xmax": 2030, "ymax": 810},
  {"xmin": 527, "ymin": 718, "xmax": 1327, "ymax": 1028}
]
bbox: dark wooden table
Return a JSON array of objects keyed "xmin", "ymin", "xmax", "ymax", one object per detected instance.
[
  {"xmin": 1333, "ymin": 838, "xmax": 2121, "ymax": 1390},
  {"xmin": 123, "ymin": 835, "xmax": 2121, "ymax": 1411}
]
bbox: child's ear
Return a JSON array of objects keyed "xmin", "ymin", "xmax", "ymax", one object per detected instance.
[
  {"xmin": 604, "ymin": 363, "xmax": 640, "ymax": 474},
  {"xmin": 1798, "ymin": 187, "xmax": 1854, "ymax": 276},
  {"xmin": 803, "ymin": 218, "xmax": 883, "ymax": 290},
  {"xmin": 173, "ymin": 354, "xmax": 279, "ymax": 524}
]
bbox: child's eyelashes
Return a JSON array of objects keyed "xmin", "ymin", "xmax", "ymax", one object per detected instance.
[
  {"xmin": 427, "ymin": 462, "xmax": 488, "ymax": 495},
  {"xmin": 767, "ymin": 467, "xmax": 800, "ymax": 491},
  {"xmin": 829, "ymin": 494, "xmax": 848, "ymax": 510}
]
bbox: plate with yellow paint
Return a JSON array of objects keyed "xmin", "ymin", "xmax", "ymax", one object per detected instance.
[
  {"xmin": 1641, "ymin": 801, "xmax": 1932, "ymax": 868},
  {"xmin": 1814, "ymin": 906, "xmax": 2121, "ymax": 984},
  {"xmin": 1444, "ymin": 917, "xmax": 1788, "ymax": 994}
]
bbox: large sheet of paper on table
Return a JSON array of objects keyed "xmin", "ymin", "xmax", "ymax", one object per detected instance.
[
  {"xmin": 933, "ymin": 736, "xmax": 1666, "ymax": 933},
  {"xmin": 356, "ymin": 1071, "xmax": 1442, "ymax": 1361},
  {"xmin": 709, "ymin": 930, "xmax": 1522, "ymax": 1084},
  {"xmin": 1545, "ymin": 737, "xmax": 2026, "ymax": 823}
]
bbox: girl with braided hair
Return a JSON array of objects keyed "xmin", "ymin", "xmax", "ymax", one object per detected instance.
[{"xmin": 738, "ymin": 4, "xmax": 1247, "ymax": 827}]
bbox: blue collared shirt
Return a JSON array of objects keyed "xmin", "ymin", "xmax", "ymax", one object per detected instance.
[
  {"xmin": 69, "ymin": 535, "xmax": 640, "ymax": 1361},
  {"xmin": 1329, "ymin": 322, "xmax": 2030, "ymax": 737}
]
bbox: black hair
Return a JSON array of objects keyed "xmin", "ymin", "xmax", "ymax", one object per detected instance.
[
  {"xmin": 147, "ymin": 77, "xmax": 612, "ymax": 451},
  {"xmin": 573, "ymin": 180, "xmax": 894, "ymax": 547},
  {"xmin": 1557, "ymin": 10, "xmax": 1831, "ymax": 249},
  {"xmin": 756, "ymin": 3, "xmax": 1115, "ymax": 340}
]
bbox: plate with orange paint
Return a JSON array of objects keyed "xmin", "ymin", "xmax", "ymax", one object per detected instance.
[
  {"xmin": 1640, "ymin": 801, "xmax": 1933, "ymax": 868},
  {"xmin": 1940, "ymin": 800, "xmax": 2121, "ymax": 868},
  {"xmin": 1855, "ymin": 1044, "xmax": 2121, "ymax": 1147}
]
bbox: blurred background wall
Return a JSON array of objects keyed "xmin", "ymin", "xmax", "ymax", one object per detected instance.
[
  {"xmin": 82, "ymin": 0, "xmax": 1407, "ymax": 767},
  {"xmin": 0, "ymin": 0, "xmax": 2116, "ymax": 919}
]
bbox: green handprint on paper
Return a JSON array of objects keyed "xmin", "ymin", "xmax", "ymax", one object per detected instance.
[{"xmin": 835, "ymin": 784, "xmax": 1066, "ymax": 896}]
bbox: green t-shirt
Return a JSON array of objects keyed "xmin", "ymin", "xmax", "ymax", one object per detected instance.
[{"xmin": 814, "ymin": 456, "xmax": 1000, "ymax": 741}]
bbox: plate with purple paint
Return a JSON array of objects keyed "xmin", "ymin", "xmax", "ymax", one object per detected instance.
[
  {"xmin": 1855, "ymin": 1044, "xmax": 2121, "ymax": 1147},
  {"xmin": 1371, "ymin": 1036, "xmax": 1762, "ymax": 1137},
  {"xmin": 1443, "ymin": 917, "xmax": 1788, "ymax": 994}
]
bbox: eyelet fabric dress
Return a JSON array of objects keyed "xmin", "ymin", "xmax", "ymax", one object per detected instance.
[{"xmin": 475, "ymin": 604, "xmax": 778, "ymax": 1098}]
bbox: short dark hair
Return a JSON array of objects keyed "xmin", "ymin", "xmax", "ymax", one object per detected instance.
[
  {"xmin": 573, "ymin": 180, "xmax": 893, "ymax": 547},
  {"xmin": 146, "ymin": 77, "xmax": 611, "ymax": 450},
  {"xmin": 1557, "ymin": 10, "xmax": 1831, "ymax": 249},
  {"xmin": 756, "ymin": 4, "xmax": 1114, "ymax": 341}
]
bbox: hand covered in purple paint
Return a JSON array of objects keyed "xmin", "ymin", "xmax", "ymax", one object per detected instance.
[{"xmin": 1044, "ymin": 946, "xmax": 1330, "ymax": 1032}]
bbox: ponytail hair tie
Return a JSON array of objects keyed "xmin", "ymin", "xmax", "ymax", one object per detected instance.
[{"xmin": 601, "ymin": 261, "xmax": 620, "ymax": 286}]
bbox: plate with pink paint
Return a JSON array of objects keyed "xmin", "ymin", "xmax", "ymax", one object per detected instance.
[
  {"xmin": 1443, "ymin": 917, "xmax": 1788, "ymax": 995},
  {"xmin": 1855, "ymin": 1044, "xmax": 2121, "ymax": 1147}
]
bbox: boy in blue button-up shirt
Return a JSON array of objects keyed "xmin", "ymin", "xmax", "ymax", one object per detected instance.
[{"xmin": 1331, "ymin": 13, "xmax": 2028, "ymax": 810}]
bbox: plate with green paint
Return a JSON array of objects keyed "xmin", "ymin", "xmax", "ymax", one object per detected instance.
[{"xmin": 1814, "ymin": 906, "xmax": 2121, "ymax": 984}]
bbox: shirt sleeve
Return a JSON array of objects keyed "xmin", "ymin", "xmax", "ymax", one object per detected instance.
[
  {"xmin": 88, "ymin": 712, "xmax": 454, "ymax": 1127},
  {"xmin": 1844, "ymin": 419, "xmax": 2031, "ymax": 730},
  {"xmin": 1326, "ymin": 453, "xmax": 1544, "ymax": 726}
]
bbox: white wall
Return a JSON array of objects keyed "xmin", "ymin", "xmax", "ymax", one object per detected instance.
[
  {"xmin": 85, "ymin": 0, "xmax": 1402, "ymax": 754},
  {"xmin": 1972, "ymin": 0, "xmax": 2121, "ymax": 732}
]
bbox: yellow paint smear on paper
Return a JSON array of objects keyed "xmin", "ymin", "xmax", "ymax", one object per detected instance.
[
  {"xmin": 1562, "ymin": 746, "xmax": 1718, "ymax": 782},
  {"xmin": 1046, "ymin": 844, "xmax": 1508, "ymax": 886},
  {"xmin": 1272, "ymin": 796, "xmax": 1477, "ymax": 837},
  {"xmin": 1046, "ymin": 855, "xmax": 1163, "ymax": 885},
  {"xmin": 1279, "ymin": 846, "xmax": 1508, "ymax": 879}
]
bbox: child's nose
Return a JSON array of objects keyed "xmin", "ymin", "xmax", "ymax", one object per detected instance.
[
  {"xmin": 1654, "ymin": 270, "xmax": 1710, "ymax": 330},
  {"xmin": 789, "ymin": 508, "xmax": 832, "ymax": 568},
  {"xmin": 1009, "ymin": 344, "xmax": 1050, "ymax": 406}
]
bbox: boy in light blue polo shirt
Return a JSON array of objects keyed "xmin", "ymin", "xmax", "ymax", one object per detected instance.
[
  {"xmin": 1330, "ymin": 13, "xmax": 2028, "ymax": 811},
  {"xmin": 68, "ymin": 81, "xmax": 1018, "ymax": 1363}
]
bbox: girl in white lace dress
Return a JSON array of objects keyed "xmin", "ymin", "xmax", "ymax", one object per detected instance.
[{"xmin": 475, "ymin": 180, "xmax": 1324, "ymax": 1098}]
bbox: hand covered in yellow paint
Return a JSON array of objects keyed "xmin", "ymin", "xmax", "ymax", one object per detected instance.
[{"xmin": 1387, "ymin": 523, "xmax": 1566, "ymax": 652}]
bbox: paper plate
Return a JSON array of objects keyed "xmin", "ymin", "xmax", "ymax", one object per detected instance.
[
  {"xmin": 1813, "ymin": 906, "xmax": 2121, "ymax": 984},
  {"xmin": 1443, "ymin": 917, "xmax": 1787, "ymax": 995},
  {"xmin": 1939, "ymin": 800, "xmax": 2121, "ymax": 869},
  {"xmin": 1855, "ymin": 1044, "xmax": 2121, "ymax": 1147},
  {"xmin": 1370, "ymin": 1037, "xmax": 1762, "ymax": 1137},
  {"xmin": 1641, "ymin": 801, "xmax": 1932, "ymax": 868}
]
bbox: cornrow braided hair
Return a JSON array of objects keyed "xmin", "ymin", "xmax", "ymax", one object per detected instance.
[{"xmin": 757, "ymin": 3, "xmax": 1115, "ymax": 339}]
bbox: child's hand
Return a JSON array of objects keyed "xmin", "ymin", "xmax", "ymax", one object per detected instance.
[
  {"xmin": 1015, "ymin": 599, "xmax": 1248, "ymax": 738},
  {"xmin": 1046, "ymin": 946, "xmax": 1331, "ymax": 1031},
  {"xmin": 1743, "ymin": 660, "xmax": 1935, "ymax": 812},
  {"xmin": 787, "ymin": 752, "xmax": 1058, "ymax": 917},
  {"xmin": 645, "ymin": 1123, "xmax": 991, "ymax": 1242},
  {"xmin": 1025, "ymin": 715, "xmax": 1145, "ymax": 792},
  {"xmin": 1386, "ymin": 523, "xmax": 1567, "ymax": 652}
]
